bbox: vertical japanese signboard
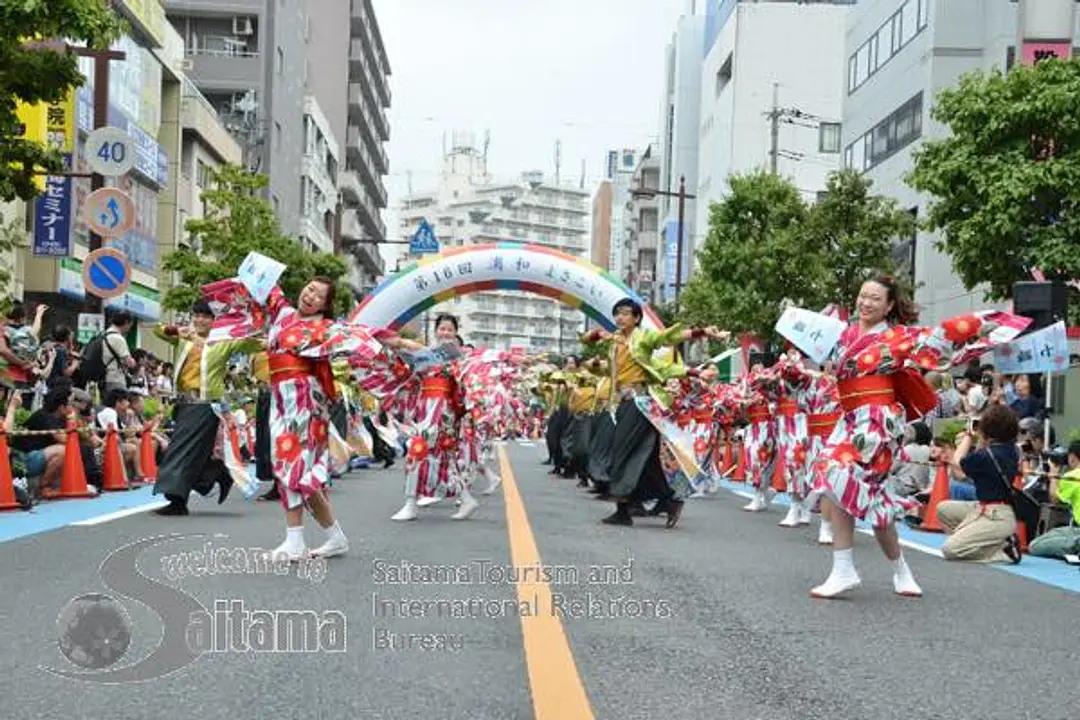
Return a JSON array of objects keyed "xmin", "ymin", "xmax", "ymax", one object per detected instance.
[{"xmin": 32, "ymin": 94, "xmax": 76, "ymax": 257}]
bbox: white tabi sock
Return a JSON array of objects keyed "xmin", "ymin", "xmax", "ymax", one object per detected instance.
[
  {"xmin": 284, "ymin": 526, "xmax": 305, "ymax": 551},
  {"xmin": 833, "ymin": 548, "xmax": 855, "ymax": 575}
]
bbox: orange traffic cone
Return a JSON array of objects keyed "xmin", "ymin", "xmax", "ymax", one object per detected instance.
[
  {"xmin": 919, "ymin": 461, "xmax": 951, "ymax": 533},
  {"xmin": 0, "ymin": 430, "xmax": 22, "ymax": 511},
  {"xmin": 56, "ymin": 421, "xmax": 94, "ymax": 499},
  {"xmin": 732, "ymin": 441, "xmax": 748, "ymax": 482},
  {"xmin": 139, "ymin": 430, "xmax": 157, "ymax": 482},
  {"xmin": 101, "ymin": 427, "xmax": 130, "ymax": 492},
  {"xmin": 771, "ymin": 451, "xmax": 788, "ymax": 493}
]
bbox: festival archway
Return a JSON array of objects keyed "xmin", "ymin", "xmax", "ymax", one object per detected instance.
[{"xmin": 351, "ymin": 243, "xmax": 663, "ymax": 332}]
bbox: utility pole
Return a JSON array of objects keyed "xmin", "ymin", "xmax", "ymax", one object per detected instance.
[{"xmin": 769, "ymin": 82, "xmax": 780, "ymax": 174}]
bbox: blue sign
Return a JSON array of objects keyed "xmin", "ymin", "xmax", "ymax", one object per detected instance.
[
  {"xmin": 82, "ymin": 248, "xmax": 131, "ymax": 300},
  {"xmin": 32, "ymin": 153, "xmax": 74, "ymax": 257},
  {"xmin": 409, "ymin": 219, "xmax": 440, "ymax": 254}
]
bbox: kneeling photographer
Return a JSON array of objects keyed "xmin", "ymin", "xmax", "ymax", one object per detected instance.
[
  {"xmin": 937, "ymin": 404, "xmax": 1023, "ymax": 564},
  {"xmin": 1028, "ymin": 442, "xmax": 1080, "ymax": 560}
]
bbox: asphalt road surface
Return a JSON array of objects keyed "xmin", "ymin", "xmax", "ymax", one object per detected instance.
[{"xmin": 1, "ymin": 442, "xmax": 1077, "ymax": 720}]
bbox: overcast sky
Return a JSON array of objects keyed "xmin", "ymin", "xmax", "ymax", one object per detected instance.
[{"xmin": 372, "ymin": 0, "xmax": 685, "ymax": 263}]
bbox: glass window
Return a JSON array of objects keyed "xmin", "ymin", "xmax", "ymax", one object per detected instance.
[
  {"xmin": 844, "ymin": 145, "xmax": 854, "ymax": 169},
  {"xmin": 901, "ymin": 1, "xmax": 918, "ymax": 45},
  {"xmin": 819, "ymin": 123, "xmax": 842, "ymax": 153},
  {"xmin": 848, "ymin": 56, "xmax": 857, "ymax": 92},
  {"xmin": 890, "ymin": 13, "xmax": 901, "ymax": 55},
  {"xmin": 917, "ymin": 0, "xmax": 930, "ymax": 29},
  {"xmin": 855, "ymin": 43, "xmax": 869, "ymax": 86},
  {"xmin": 868, "ymin": 34, "xmax": 879, "ymax": 72}
]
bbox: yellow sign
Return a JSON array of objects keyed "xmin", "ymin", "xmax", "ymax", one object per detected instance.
[{"xmin": 13, "ymin": 100, "xmax": 50, "ymax": 192}]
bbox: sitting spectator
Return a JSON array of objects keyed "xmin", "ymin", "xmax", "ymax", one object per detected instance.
[
  {"xmin": 10, "ymin": 387, "xmax": 69, "ymax": 497},
  {"xmin": 891, "ymin": 421, "xmax": 934, "ymax": 497},
  {"xmin": 937, "ymin": 403, "xmax": 1023, "ymax": 564},
  {"xmin": 1018, "ymin": 417, "xmax": 1055, "ymax": 478},
  {"xmin": 70, "ymin": 388, "xmax": 103, "ymax": 491},
  {"xmin": 96, "ymin": 388, "xmax": 140, "ymax": 480},
  {"xmin": 1028, "ymin": 442, "xmax": 1080, "ymax": 560}
]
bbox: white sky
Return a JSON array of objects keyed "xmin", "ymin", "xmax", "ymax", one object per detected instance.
[{"xmin": 372, "ymin": 0, "xmax": 685, "ymax": 264}]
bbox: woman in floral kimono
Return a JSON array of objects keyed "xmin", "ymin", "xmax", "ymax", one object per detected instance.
[
  {"xmin": 203, "ymin": 275, "xmax": 383, "ymax": 562},
  {"xmin": 806, "ymin": 275, "xmax": 1028, "ymax": 599},
  {"xmin": 741, "ymin": 364, "xmax": 781, "ymax": 512}
]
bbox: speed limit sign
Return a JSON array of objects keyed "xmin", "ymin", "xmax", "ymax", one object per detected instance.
[{"xmin": 86, "ymin": 126, "xmax": 135, "ymax": 177}]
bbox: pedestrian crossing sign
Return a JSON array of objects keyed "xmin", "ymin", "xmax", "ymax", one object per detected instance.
[{"xmin": 409, "ymin": 219, "xmax": 440, "ymax": 255}]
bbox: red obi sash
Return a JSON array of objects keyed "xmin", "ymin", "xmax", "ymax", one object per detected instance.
[{"xmin": 268, "ymin": 353, "xmax": 337, "ymax": 402}]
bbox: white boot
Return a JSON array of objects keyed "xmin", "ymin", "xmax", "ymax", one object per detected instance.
[
  {"xmin": 268, "ymin": 526, "xmax": 306, "ymax": 563},
  {"xmin": 797, "ymin": 503, "xmax": 812, "ymax": 525},
  {"xmin": 480, "ymin": 470, "xmax": 502, "ymax": 496},
  {"xmin": 451, "ymin": 488, "xmax": 479, "ymax": 520},
  {"xmin": 309, "ymin": 521, "xmax": 349, "ymax": 558},
  {"xmin": 810, "ymin": 548, "xmax": 861, "ymax": 599},
  {"xmin": 391, "ymin": 497, "xmax": 419, "ymax": 521},
  {"xmin": 778, "ymin": 502, "xmax": 801, "ymax": 527},
  {"xmin": 892, "ymin": 554, "xmax": 923, "ymax": 598},
  {"xmin": 742, "ymin": 491, "xmax": 765, "ymax": 511},
  {"xmin": 817, "ymin": 518, "xmax": 834, "ymax": 545},
  {"xmin": 417, "ymin": 495, "xmax": 441, "ymax": 507}
]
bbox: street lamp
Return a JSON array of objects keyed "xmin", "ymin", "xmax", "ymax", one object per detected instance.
[{"xmin": 629, "ymin": 175, "xmax": 696, "ymax": 313}]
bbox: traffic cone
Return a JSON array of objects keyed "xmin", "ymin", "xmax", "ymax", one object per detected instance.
[
  {"xmin": 101, "ymin": 427, "xmax": 130, "ymax": 492},
  {"xmin": 139, "ymin": 430, "xmax": 157, "ymax": 482},
  {"xmin": 918, "ymin": 461, "xmax": 951, "ymax": 533},
  {"xmin": 0, "ymin": 430, "xmax": 22, "ymax": 511},
  {"xmin": 57, "ymin": 421, "xmax": 95, "ymax": 499},
  {"xmin": 732, "ymin": 441, "xmax": 747, "ymax": 482}
]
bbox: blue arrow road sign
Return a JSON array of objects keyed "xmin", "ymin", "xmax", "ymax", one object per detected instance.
[
  {"xmin": 102, "ymin": 198, "xmax": 121, "ymax": 230},
  {"xmin": 409, "ymin": 219, "xmax": 440, "ymax": 254}
]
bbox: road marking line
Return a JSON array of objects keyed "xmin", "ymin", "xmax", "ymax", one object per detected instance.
[
  {"xmin": 497, "ymin": 445, "xmax": 595, "ymax": 720},
  {"xmin": 70, "ymin": 501, "xmax": 169, "ymax": 526}
]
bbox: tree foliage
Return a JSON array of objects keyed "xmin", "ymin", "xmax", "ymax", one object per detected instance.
[
  {"xmin": 162, "ymin": 165, "xmax": 351, "ymax": 316},
  {"xmin": 906, "ymin": 58, "xmax": 1080, "ymax": 320},
  {"xmin": 680, "ymin": 169, "xmax": 914, "ymax": 341},
  {"xmin": 0, "ymin": 0, "xmax": 123, "ymax": 202}
]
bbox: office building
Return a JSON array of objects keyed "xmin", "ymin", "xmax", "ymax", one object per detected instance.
[
  {"xmin": 841, "ymin": 0, "xmax": 1077, "ymax": 323},
  {"xmin": 696, "ymin": 0, "xmax": 852, "ymax": 243},
  {"xmin": 626, "ymin": 146, "xmax": 662, "ymax": 303},
  {"xmin": 590, "ymin": 180, "xmax": 613, "ymax": 271},
  {"xmin": 397, "ymin": 133, "xmax": 589, "ymax": 352},
  {"xmin": 605, "ymin": 148, "xmax": 641, "ymax": 285}
]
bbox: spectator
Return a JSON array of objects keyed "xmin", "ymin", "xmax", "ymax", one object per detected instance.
[
  {"xmin": 2, "ymin": 303, "xmax": 47, "ymax": 399},
  {"xmin": 1009, "ymin": 374, "xmax": 1044, "ymax": 420},
  {"xmin": 891, "ymin": 421, "xmax": 934, "ymax": 497},
  {"xmin": 103, "ymin": 311, "xmax": 136, "ymax": 392},
  {"xmin": 96, "ymin": 387, "xmax": 142, "ymax": 481},
  {"xmin": 1028, "ymin": 442, "xmax": 1080, "ymax": 559},
  {"xmin": 937, "ymin": 403, "xmax": 1022, "ymax": 564},
  {"xmin": 962, "ymin": 357, "xmax": 983, "ymax": 385},
  {"xmin": 1018, "ymin": 417, "xmax": 1055, "ymax": 475},
  {"xmin": 11, "ymin": 387, "xmax": 70, "ymax": 497},
  {"xmin": 155, "ymin": 362, "xmax": 175, "ymax": 398},
  {"xmin": 924, "ymin": 372, "xmax": 961, "ymax": 419},
  {"xmin": 46, "ymin": 326, "xmax": 81, "ymax": 388}
]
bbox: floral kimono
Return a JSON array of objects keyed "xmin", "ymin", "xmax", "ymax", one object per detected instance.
[
  {"xmin": 202, "ymin": 280, "xmax": 382, "ymax": 508},
  {"xmin": 741, "ymin": 367, "xmax": 782, "ymax": 493},
  {"xmin": 808, "ymin": 311, "xmax": 1029, "ymax": 527}
]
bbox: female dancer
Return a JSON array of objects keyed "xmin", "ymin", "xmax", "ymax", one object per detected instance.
[
  {"xmin": 806, "ymin": 275, "xmax": 1027, "ymax": 598},
  {"xmin": 204, "ymin": 275, "xmax": 380, "ymax": 560}
]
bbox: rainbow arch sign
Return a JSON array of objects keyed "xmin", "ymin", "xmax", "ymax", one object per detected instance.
[{"xmin": 351, "ymin": 243, "xmax": 663, "ymax": 332}]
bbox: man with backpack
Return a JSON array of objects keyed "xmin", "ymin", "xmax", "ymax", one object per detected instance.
[{"xmin": 80, "ymin": 311, "xmax": 136, "ymax": 393}]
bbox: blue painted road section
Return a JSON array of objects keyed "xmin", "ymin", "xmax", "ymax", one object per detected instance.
[
  {"xmin": 0, "ymin": 486, "xmax": 159, "ymax": 544},
  {"xmin": 713, "ymin": 477, "xmax": 1080, "ymax": 596}
]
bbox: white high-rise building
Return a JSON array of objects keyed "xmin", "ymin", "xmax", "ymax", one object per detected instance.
[
  {"xmin": 841, "ymin": 0, "xmax": 1077, "ymax": 324},
  {"xmin": 605, "ymin": 148, "xmax": 641, "ymax": 285},
  {"xmin": 656, "ymin": 1, "xmax": 706, "ymax": 303},
  {"xmin": 696, "ymin": 1, "xmax": 851, "ymax": 239},
  {"xmin": 396, "ymin": 132, "xmax": 589, "ymax": 353}
]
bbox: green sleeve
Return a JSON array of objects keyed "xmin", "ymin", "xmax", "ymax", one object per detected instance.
[
  {"xmin": 639, "ymin": 323, "xmax": 686, "ymax": 355},
  {"xmin": 153, "ymin": 325, "xmax": 180, "ymax": 347}
]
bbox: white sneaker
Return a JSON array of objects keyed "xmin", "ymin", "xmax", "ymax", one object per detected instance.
[
  {"xmin": 810, "ymin": 568, "xmax": 861, "ymax": 599},
  {"xmin": 742, "ymin": 490, "xmax": 769, "ymax": 512},
  {"xmin": 481, "ymin": 474, "xmax": 502, "ymax": 496},
  {"xmin": 778, "ymin": 503, "xmax": 801, "ymax": 527},
  {"xmin": 893, "ymin": 563, "xmax": 923, "ymax": 598},
  {"xmin": 391, "ymin": 498, "xmax": 419, "ymax": 521},
  {"xmin": 450, "ymin": 492, "xmax": 479, "ymax": 520},
  {"xmin": 417, "ymin": 495, "xmax": 441, "ymax": 507},
  {"xmin": 267, "ymin": 540, "xmax": 307, "ymax": 564},
  {"xmin": 309, "ymin": 536, "xmax": 349, "ymax": 558},
  {"xmin": 797, "ymin": 504, "xmax": 812, "ymax": 525},
  {"xmin": 817, "ymin": 520, "xmax": 834, "ymax": 545}
]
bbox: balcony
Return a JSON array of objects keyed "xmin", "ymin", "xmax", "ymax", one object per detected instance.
[
  {"xmin": 339, "ymin": 170, "xmax": 362, "ymax": 205},
  {"xmin": 180, "ymin": 80, "xmax": 242, "ymax": 163},
  {"xmin": 637, "ymin": 229, "xmax": 659, "ymax": 252},
  {"xmin": 163, "ymin": 0, "xmax": 263, "ymax": 13},
  {"xmin": 341, "ymin": 198, "xmax": 386, "ymax": 245},
  {"xmin": 348, "ymin": 40, "xmax": 390, "ymax": 110},
  {"xmin": 347, "ymin": 83, "xmax": 390, "ymax": 144},
  {"xmin": 346, "ymin": 126, "xmax": 388, "ymax": 208},
  {"xmin": 185, "ymin": 51, "xmax": 261, "ymax": 93}
]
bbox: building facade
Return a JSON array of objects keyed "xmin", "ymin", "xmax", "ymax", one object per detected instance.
[
  {"xmin": 590, "ymin": 180, "xmax": 613, "ymax": 270},
  {"xmin": 626, "ymin": 146, "xmax": 662, "ymax": 303},
  {"xmin": 397, "ymin": 135, "xmax": 589, "ymax": 353},
  {"xmin": 656, "ymin": 3, "xmax": 706, "ymax": 302},
  {"xmin": 696, "ymin": 0, "xmax": 851, "ymax": 242},
  {"xmin": 841, "ymin": 0, "xmax": 1078, "ymax": 324},
  {"xmin": 299, "ymin": 96, "xmax": 339, "ymax": 254}
]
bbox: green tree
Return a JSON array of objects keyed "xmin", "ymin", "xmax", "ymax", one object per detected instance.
[
  {"xmin": 804, "ymin": 169, "xmax": 918, "ymax": 309},
  {"xmin": 162, "ymin": 165, "xmax": 351, "ymax": 315},
  {"xmin": 0, "ymin": 0, "xmax": 123, "ymax": 201},
  {"xmin": 678, "ymin": 171, "xmax": 812, "ymax": 341},
  {"xmin": 907, "ymin": 58, "xmax": 1080, "ymax": 320}
]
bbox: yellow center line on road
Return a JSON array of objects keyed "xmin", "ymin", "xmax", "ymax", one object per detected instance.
[{"xmin": 497, "ymin": 444, "xmax": 596, "ymax": 720}]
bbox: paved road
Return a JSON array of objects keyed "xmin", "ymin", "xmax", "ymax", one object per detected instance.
[{"xmin": 1, "ymin": 442, "xmax": 1077, "ymax": 720}]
